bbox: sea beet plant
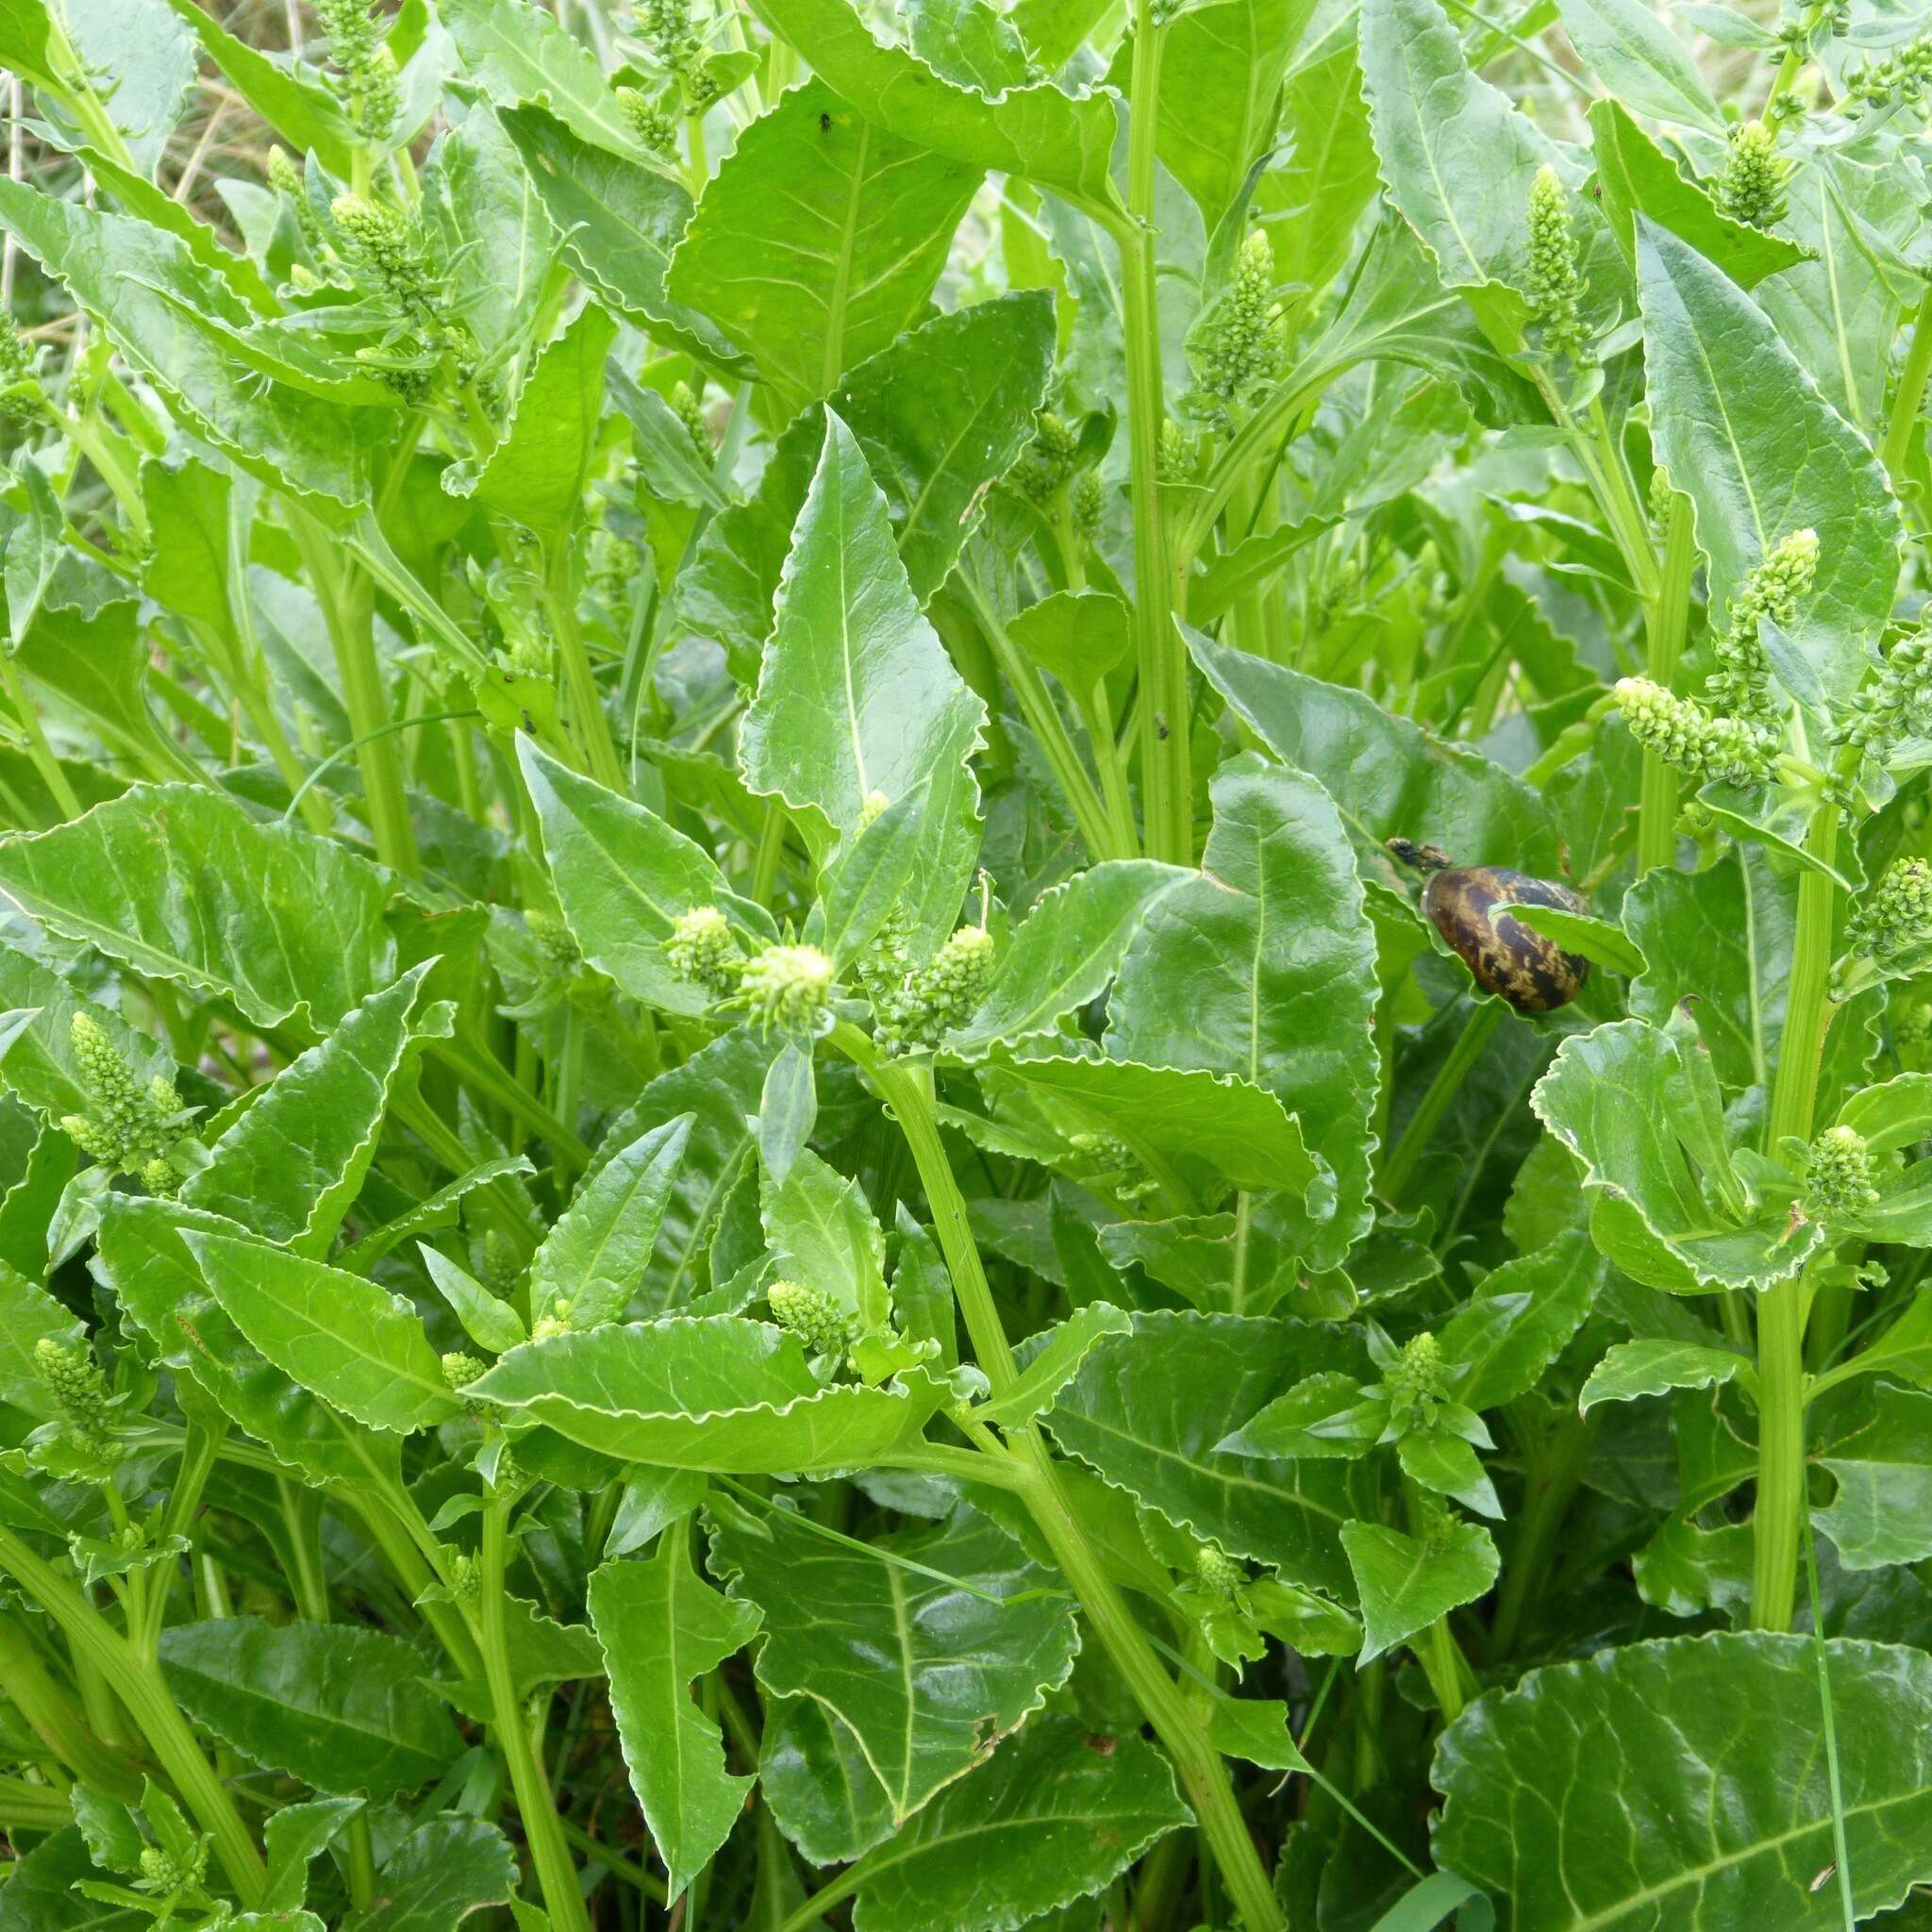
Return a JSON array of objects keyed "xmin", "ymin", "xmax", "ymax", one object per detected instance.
[{"xmin": 2, "ymin": 0, "xmax": 1932, "ymax": 1925}]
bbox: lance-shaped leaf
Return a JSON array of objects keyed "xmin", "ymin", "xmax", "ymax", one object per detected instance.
[
  {"xmin": 444, "ymin": 304, "xmax": 616, "ymax": 535},
  {"xmin": 741, "ymin": 0, "xmax": 1121, "ymax": 214},
  {"xmin": 1045, "ymin": 1310, "xmax": 1375, "ymax": 1598},
  {"xmin": 181, "ymin": 1230, "xmax": 461, "ymax": 1435},
  {"xmin": 1579, "ymin": 1338, "xmax": 1753, "ymax": 1412},
  {"xmin": 980, "ymin": 1304, "xmax": 1133, "ymax": 1428},
  {"xmin": 943, "ymin": 860, "xmax": 1190, "ymax": 1058},
  {"xmin": 184, "ymin": 962, "xmax": 449, "ymax": 1257},
  {"xmin": 0, "ymin": 181, "xmax": 385, "ymax": 515},
  {"xmin": 1638, "ymin": 218, "xmax": 1901, "ymax": 714},
  {"xmin": 1341, "ymin": 1518, "xmax": 1499, "ymax": 1664},
  {"xmin": 98, "ymin": 1198, "xmax": 399, "ymax": 1491},
  {"xmin": 589, "ymin": 1533, "xmax": 763, "ymax": 1901},
  {"xmin": 666, "ymin": 80, "xmax": 979, "ymax": 408},
  {"xmin": 0, "ymin": 785, "xmax": 394, "ymax": 1033},
  {"xmin": 441, "ymin": 0, "xmax": 653, "ymax": 159},
  {"xmin": 1435, "ymin": 1230, "xmax": 1606, "ymax": 1410},
  {"xmin": 468, "ymin": 1316, "xmax": 948, "ymax": 1470},
  {"xmin": 761, "ymin": 1147, "xmax": 889, "ymax": 1334},
  {"xmin": 1433, "ymin": 1632, "xmax": 1932, "ymax": 1924},
  {"xmin": 1556, "ymin": 0, "xmax": 1722, "ymax": 129},
  {"xmin": 341, "ymin": 1816, "xmax": 517, "ymax": 1932},
  {"xmin": 741, "ymin": 412, "xmax": 986, "ymax": 954},
  {"xmin": 679, "ymin": 292, "xmax": 1054, "ymax": 675},
  {"xmin": 497, "ymin": 105, "xmax": 751, "ymax": 375},
  {"xmin": 1108, "ymin": 757, "xmax": 1378, "ymax": 1271},
  {"xmin": 158, "ymin": 1618, "xmax": 462, "ymax": 1799},
  {"xmin": 520, "ymin": 738, "xmax": 774, "ymax": 1018},
  {"xmin": 1532, "ymin": 1017, "xmax": 1822, "ymax": 1289},
  {"xmin": 708, "ymin": 1497, "xmax": 1078, "ymax": 1822},
  {"xmin": 529, "ymin": 1114, "xmax": 694, "ymax": 1330},
  {"xmin": 845, "ymin": 1716, "xmax": 1190, "ymax": 1932}
]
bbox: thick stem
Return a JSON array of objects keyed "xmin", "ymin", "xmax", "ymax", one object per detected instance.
[
  {"xmin": 0, "ymin": 1524, "xmax": 266, "ymax": 1905},
  {"xmin": 1880, "ymin": 283, "xmax": 1932, "ymax": 491},
  {"xmin": 1120, "ymin": 8, "xmax": 1190, "ymax": 865},
  {"xmin": 1376, "ymin": 1001, "xmax": 1505, "ymax": 1206},
  {"xmin": 1752, "ymin": 804, "xmax": 1841, "ymax": 1632},
  {"xmin": 834, "ymin": 1026, "xmax": 1283, "ymax": 1931},
  {"xmin": 1637, "ymin": 496, "xmax": 1696, "ymax": 874},
  {"xmin": 0, "ymin": 649, "xmax": 82, "ymax": 819},
  {"xmin": 543, "ymin": 536, "xmax": 625, "ymax": 792},
  {"xmin": 0, "ymin": 1611, "xmax": 140, "ymax": 1798},
  {"xmin": 475, "ymin": 1494, "xmax": 591, "ymax": 1932}
]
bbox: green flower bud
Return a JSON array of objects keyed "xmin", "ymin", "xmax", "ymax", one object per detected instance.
[
  {"xmin": 671, "ymin": 380, "xmax": 711, "ymax": 459},
  {"xmin": 1525, "ymin": 164, "xmax": 1590, "ymax": 361},
  {"xmin": 666, "ymin": 905, "xmax": 743, "ymax": 998},
  {"xmin": 1072, "ymin": 471, "xmax": 1104, "ymax": 542},
  {"xmin": 1844, "ymin": 627, "xmax": 1932, "ymax": 757},
  {"xmin": 1613, "ymin": 678, "xmax": 1778, "ymax": 787},
  {"xmin": 64, "ymin": 1013, "xmax": 185, "ymax": 1178},
  {"xmin": 1706, "ymin": 530, "xmax": 1816, "ymax": 736},
  {"xmin": 856, "ymin": 789, "xmax": 891, "ymax": 832},
  {"xmin": 36, "ymin": 1336, "xmax": 118, "ymax": 1462},
  {"xmin": 1194, "ymin": 1541, "xmax": 1246, "ymax": 1600},
  {"xmin": 332, "ymin": 196, "xmax": 434, "ymax": 316},
  {"xmin": 140, "ymin": 1157, "xmax": 182, "ymax": 1198},
  {"xmin": 740, "ymin": 942, "xmax": 834, "ymax": 1036},
  {"xmin": 1386, "ymin": 1330, "xmax": 1446, "ymax": 1433},
  {"xmin": 1011, "ymin": 410, "xmax": 1080, "ymax": 505},
  {"xmin": 136, "ymin": 1838, "xmax": 207, "ymax": 1897},
  {"xmin": 476, "ymin": 1228, "xmax": 524, "ymax": 1296},
  {"xmin": 1805, "ymin": 1124, "xmax": 1879, "ymax": 1217},
  {"xmin": 767, "ymin": 1279, "xmax": 851, "ymax": 1357},
  {"xmin": 442, "ymin": 1351, "xmax": 488, "ymax": 1391},
  {"xmin": 525, "ymin": 908, "xmax": 581, "ymax": 974},
  {"xmin": 446, "ymin": 1550, "xmax": 482, "ymax": 1602},
  {"xmin": 1711, "ymin": 120, "xmax": 1790, "ymax": 229},
  {"xmin": 874, "ymin": 924, "xmax": 994, "ymax": 1055},
  {"xmin": 1845, "ymin": 858, "xmax": 1932, "ymax": 965},
  {"xmin": 315, "ymin": 0, "xmax": 397, "ymax": 140},
  {"xmin": 616, "ymin": 83, "xmax": 680, "ymax": 158},
  {"xmin": 641, "ymin": 0, "xmax": 705, "ymax": 82},
  {"xmin": 0, "ymin": 313, "xmax": 42, "ymax": 412},
  {"xmin": 1156, "ymin": 419, "xmax": 1193, "ymax": 484},
  {"xmin": 1647, "ymin": 464, "xmax": 1676, "ymax": 529},
  {"xmin": 1193, "ymin": 228, "xmax": 1284, "ymax": 426},
  {"xmin": 1844, "ymin": 30, "xmax": 1932, "ymax": 113}
]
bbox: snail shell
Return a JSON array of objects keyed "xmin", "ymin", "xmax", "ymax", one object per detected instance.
[{"xmin": 1389, "ymin": 841, "xmax": 1590, "ymax": 1015}]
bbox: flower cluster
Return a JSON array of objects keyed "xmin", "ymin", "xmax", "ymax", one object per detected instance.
[
  {"xmin": 0, "ymin": 313, "xmax": 41, "ymax": 414},
  {"xmin": 666, "ymin": 906, "xmax": 744, "ymax": 998},
  {"xmin": 640, "ymin": 0, "xmax": 709, "ymax": 100},
  {"xmin": 1711, "ymin": 121, "xmax": 1790, "ymax": 228},
  {"xmin": 1010, "ymin": 410, "xmax": 1081, "ymax": 507},
  {"xmin": 873, "ymin": 924, "xmax": 995, "ymax": 1056},
  {"xmin": 739, "ymin": 943, "xmax": 835, "ymax": 1037},
  {"xmin": 1613, "ymin": 677, "xmax": 1779, "ymax": 786},
  {"xmin": 1843, "ymin": 858, "xmax": 1932, "ymax": 969},
  {"xmin": 1804, "ymin": 1124, "xmax": 1880, "ymax": 1217},
  {"xmin": 35, "ymin": 1336, "xmax": 120, "ymax": 1469},
  {"xmin": 767, "ymin": 1280, "xmax": 853, "ymax": 1357},
  {"xmin": 1844, "ymin": 31, "xmax": 1932, "ymax": 113},
  {"xmin": 616, "ymin": 83, "xmax": 679, "ymax": 158},
  {"xmin": 1384, "ymin": 1330, "xmax": 1447, "ymax": 1437},
  {"xmin": 61, "ymin": 1012, "xmax": 191, "ymax": 1193},
  {"xmin": 1192, "ymin": 230, "xmax": 1284, "ymax": 427},
  {"xmin": 315, "ymin": 0, "xmax": 397, "ymax": 142},
  {"xmin": 525, "ymin": 908, "xmax": 582, "ymax": 976},
  {"xmin": 671, "ymin": 381, "xmax": 710, "ymax": 460},
  {"xmin": 1525, "ymin": 165, "xmax": 1590, "ymax": 361},
  {"xmin": 1707, "ymin": 528, "xmax": 1817, "ymax": 735},
  {"xmin": 1843, "ymin": 627, "xmax": 1932, "ymax": 757},
  {"xmin": 330, "ymin": 196, "xmax": 477, "ymax": 394}
]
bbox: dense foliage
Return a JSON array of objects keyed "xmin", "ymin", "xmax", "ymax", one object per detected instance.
[{"xmin": 2, "ymin": 0, "xmax": 1932, "ymax": 1923}]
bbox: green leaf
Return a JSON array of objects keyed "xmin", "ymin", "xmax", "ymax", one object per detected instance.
[
  {"xmin": 0, "ymin": 1825, "xmax": 144, "ymax": 1928},
  {"xmin": 607, "ymin": 362, "xmax": 728, "ymax": 512},
  {"xmin": 496, "ymin": 104, "xmax": 751, "ymax": 375},
  {"xmin": 943, "ymin": 860, "xmax": 1190, "ymax": 1058},
  {"xmin": 46, "ymin": 0, "xmax": 198, "ymax": 181},
  {"xmin": 183, "ymin": 962, "xmax": 447, "ymax": 1257},
  {"xmin": 1493, "ymin": 901, "xmax": 1645, "ymax": 977},
  {"xmin": 1638, "ymin": 217, "xmax": 1902, "ymax": 713},
  {"xmin": 158, "ymin": 1618, "xmax": 462, "ymax": 1798},
  {"xmin": 1588, "ymin": 99, "xmax": 1805, "ymax": 290},
  {"xmin": 666, "ymin": 80, "xmax": 980, "ymax": 408},
  {"xmin": 530, "ymin": 1114, "xmax": 694, "ymax": 1330},
  {"xmin": 180, "ymin": 1229, "xmax": 461, "ymax": 1435},
  {"xmin": 1578, "ymin": 1338, "xmax": 1752, "ymax": 1411},
  {"xmin": 708, "ymin": 1497, "xmax": 1079, "ymax": 1821},
  {"xmin": 97, "ymin": 1197, "xmax": 397, "ymax": 1491},
  {"xmin": 340, "ymin": 1155, "xmax": 534, "ymax": 1274},
  {"xmin": 1341, "ymin": 1518, "xmax": 1499, "ymax": 1665},
  {"xmin": 421, "ymin": 1244, "xmax": 527, "ymax": 1354},
  {"xmin": 520, "ymin": 738, "xmax": 772, "ymax": 1018},
  {"xmin": 441, "ymin": 0, "xmax": 652, "ymax": 160},
  {"xmin": 469, "ymin": 1316, "xmax": 948, "ymax": 1470},
  {"xmin": 1193, "ymin": 632, "xmax": 1561, "ymax": 876},
  {"xmin": 341, "ymin": 1816, "xmax": 518, "ymax": 1932},
  {"xmin": 741, "ymin": 412, "xmax": 986, "ymax": 951},
  {"xmin": 0, "ymin": 1254, "xmax": 81, "ymax": 1422},
  {"xmin": 444, "ymin": 305, "xmax": 616, "ymax": 536},
  {"xmin": 1556, "ymin": 0, "xmax": 1722, "ymax": 129},
  {"xmin": 1532, "ymin": 1016, "xmax": 1821, "ymax": 1289},
  {"xmin": 741, "ymin": 0, "xmax": 1122, "ymax": 214},
  {"xmin": 263, "ymin": 1797, "xmax": 363, "ymax": 1913},
  {"xmin": 760, "ymin": 1696, "xmax": 896, "ymax": 1866},
  {"xmin": 1108, "ymin": 756, "xmax": 1379, "ymax": 1271},
  {"xmin": 845, "ymin": 1716, "xmax": 1191, "ymax": 1932},
  {"xmin": 1256, "ymin": 38, "xmax": 1378, "ymax": 307},
  {"xmin": 0, "ymin": 183, "xmax": 384, "ymax": 515},
  {"xmin": 1045, "ymin": 1310, "xmax": 1375, "ymax": 1598},
  {"xmin": 0, "ymin": 784, "xmax": 393, "ymax": 1032},
  {"xmin": 1818, "ymin": 1383, "xmax": 1932, "ymax": 1569},
  {"xmin": 761, "ymin": 1146, "xmax": 889, "ymax": 1335},
  {"xmin": 1433, "ymin": 1632, "xmax": 1932, "ymax": 1924},
  {"xmin": 589, "ymin": 1532, "xmax": 763, "ymax": 1900},
  {"xmin": 980, "ymin": 1304, "xmax": 1133, "ymax": 1428}
]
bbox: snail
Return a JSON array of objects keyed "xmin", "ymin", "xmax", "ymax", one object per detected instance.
[{"xmin": 1388, "ymin": 841, "xmax": 1590, "ymax": 1015}]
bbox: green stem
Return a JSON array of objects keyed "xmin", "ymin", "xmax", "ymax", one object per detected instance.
[
  {"xmin": 475, "ymin": 1493, "xmax": 590, "ymax": 1932},
  {"xmin": 542, "ymin": 536, "xmax": 626, "ymax": 793},
  {"xmin": 750, "ymin": 798, "xmax": 788, "ymax": 908},
  {"xmin": 1489, "ymin": 1407, "xmax": 1597, "ymax": 1657},
  {"xmin": 1637, "ymin": 495, "xmax": 1697, "ymax": 874},
  {"xmin": 832, "ymin": 1025, "xmax": 1284, "ymax": 1932},
  {"xmin": 1118, "ymin": 6, "xmax": 1190, "ymax": 864},
  {"xmin": 0, "ymin": 649, "xmax": 82, "ymax": 819},
  {"xmin": 1753, "ymin": 802, "xmax": 1842, "ymax": 1632},
  {"xmin": 1880, "ymin": 283, "xmax": 1932, "ymax": 491},
  {"xmin": 0, "ymin": 1524, "xmax": 266, "ymax": 1905},
  {"xmin": 1376, "ymin": 1001, "xmax": 1505, "ymax": 1206},
  {"xmin": 0, "ymin": 1612, "xmax": 140, "ymax": 1798},
  {"xmin": 1077, "ymin": 678, "xmax": 1141, "ymax": 859}
]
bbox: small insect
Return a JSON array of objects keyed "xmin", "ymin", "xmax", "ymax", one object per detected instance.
[
  {"xmin": 819, "ymin": 110, "xmax": 832, "ymax": 131},
  {"xmin": 1388, "ymin": 839, "xmax": 1591, "ymax": 1015}
]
